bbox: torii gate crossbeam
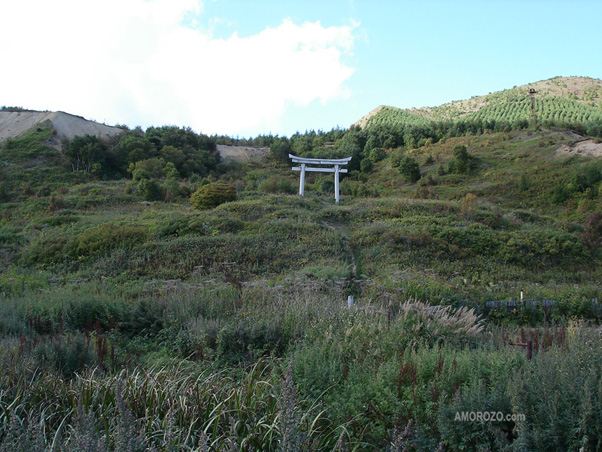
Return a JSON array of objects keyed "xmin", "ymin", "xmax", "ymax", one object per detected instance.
[{"xmin": 289, "ymin": 154, "xmax": 352, "ymax": 203}]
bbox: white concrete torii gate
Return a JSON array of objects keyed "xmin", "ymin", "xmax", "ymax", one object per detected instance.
[{"xmin": 289, "ymin": 154, "xmax": 352, "ymax": 203}]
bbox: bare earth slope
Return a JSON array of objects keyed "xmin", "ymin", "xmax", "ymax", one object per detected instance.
[
  {"xmin": 217, "ymin": 144, "xmax": 270, "ymax": 162},
  {"xmin": 557, "ymin": 139, "xmax": 602, "ymax": 158},
  {"xmin": 0, "ymin": 110, "xmax": 124, "ymax": 142}
]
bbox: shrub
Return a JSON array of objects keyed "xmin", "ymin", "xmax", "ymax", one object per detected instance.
[
  {"xmin": 320, "ymin": 179, "xmax": 335, "ymax": 194},
  {"xmin": 360, "ymin": 158, "xmax": 374, "ymax": 172},
  {"xmin": 438, "ymin": 381, "xmax": 514, "ymax": 451},
  {"xmin": 448, "ymin": 144, "xmax": 472, "ymax": 174},
  {"xmin": 399, "ymin": 156, "xmax": 421, "ymax": 183},
  {"xmin": 369, "ymin": 147, "xmax": 386, "ymax": 162},
  {"xmin": 190, "ymin": 183, "xmax": 236, "ymax": 210},
  {"xmin": 137, "ymin": 178, "xmax": 163, "ymax": 201},
  {"xmin": 258, "ymin": 176, "xmax": 295, "ymax": 194},
  {"xmin": 32, "ymin": 333, "xmax": 96, "ymax": 378},
  {"xmin": 550, "ymin": 183, "xmax": 569, "ymax": 204},
  {"xmin": 47, "ymin": 194, "xmax": 66, "ymax": 212},
  {"xmin": 75, "ymin": 224, "xmax": 148, "ymax": 258},
  {"xmin": 581, "ymin": 211, "xmax": 602, "ymax": 253},
  {"xmin": 23, "ymin": 236, "xmax": 73, "ymax": 266},
  {"xmin": 128, "ymin": 158, "xmax": 165, "ymax": 180}
]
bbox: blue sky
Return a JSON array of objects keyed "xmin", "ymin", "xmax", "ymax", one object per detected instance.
[{"xmin": 1, "ymin": 0, "xmax": 601, "ymax": 137}]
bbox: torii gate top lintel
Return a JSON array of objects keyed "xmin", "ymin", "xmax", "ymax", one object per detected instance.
[
  {"xmin": 288, "ymin": 154, "xmax": 352, "ymax": 203},
  {"xmin": 288, "ymin": 154, "xmax": 352, "ymax": 165}
]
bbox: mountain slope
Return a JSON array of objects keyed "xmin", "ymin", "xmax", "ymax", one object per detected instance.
[
  {"xmin": 356, "ymin": 76, "xmax": 602, "ymax": 129},
  {"xmin": 0, "ymin": 109, "xmax": 124, "ymax": 143}
]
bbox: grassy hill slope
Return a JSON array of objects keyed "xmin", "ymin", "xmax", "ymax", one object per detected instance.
[
  {"xmin": 357, "ymin": 76, "xmax": 602, "ymax": 129},
  {"xmin": 1, "ymin": 97, "xmax": 602, "ymax": 450}
]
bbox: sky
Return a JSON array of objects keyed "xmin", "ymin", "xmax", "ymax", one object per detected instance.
[{"xmin": 1, "ymin": 0, "xmax": 601, "ymax": 138}]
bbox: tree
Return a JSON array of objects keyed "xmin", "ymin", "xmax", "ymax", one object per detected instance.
[
  {"xmin": 65, "ymin": 135, "xmax": 105, "ymax": 173},
  {"xmin": 449, "ymin": 144, "xmax": 472, "ymax": 174},
  {"xmin": 368, "ymin": 147, "xmax": 386, "ymax": 163},
  {"xmin": 360, "ymin": 158, "xmax": 374, "ymax": 173},
  {"xmin": 128, "ymin": 158, "xmax": 166, "ymax": 180},
  {"xmin": 121, "ymin": 136, "xmax": 154, "ymax": 164},
  {"xmin": 399, "ymin": 156, "xmax": 421, "ymax": 183},
  {"xmin": 138, "ymin": 179, "xmax": 163, "ymax": 201},
  {"xmin": 270, "ymin": 138, "xmax": 292, "ymax": 163}
]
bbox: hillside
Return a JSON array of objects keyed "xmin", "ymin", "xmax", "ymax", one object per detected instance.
[
  {"xmin": 0, "ymin": 109, "xmax": 125, "ymax": 144},
  {"xmin": 356, "ymin": 76, "xmax": 602, "ymax": 129},
  {"xmin": 2, "ymin": 84, "xmax": 602, "ymax": 450}
]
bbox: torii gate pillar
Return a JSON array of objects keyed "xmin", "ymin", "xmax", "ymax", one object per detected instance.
[
  {"xmin": 299, "ymin": 163, "xmax": 306, "ymax": 196},
  {"xmin": 334, "ymin": 165, "xmax": 340, "ymax": 203},
  {"xmin": 289, "ymin": 154, "xmax": 352, "ymax": 203}
]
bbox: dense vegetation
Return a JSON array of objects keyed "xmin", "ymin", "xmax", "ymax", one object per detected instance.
[
  {"xmin": 1, "ymin": 81, "xmax": 602, "ymax": 450},
  {"xmin": 361, "ymin": 76, "xmax": 602, "ymax": 129}
]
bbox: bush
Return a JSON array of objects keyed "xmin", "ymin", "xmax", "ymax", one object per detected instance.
[
  {"xmin": 32, "ymin": 333, "xmax": 96, "ymax": 378},
  {"xmin": 360, "ymin": 158, "xmax": 374, "ymax": 172},
  {"xmin": 128, "ymin": 158, "xmax": 165, "ymax": 180},
  {"xmin": 190, "ymin": 183, "xmax": 236, "ymax": 210},
  {"xmin": 320, "ymin": 179, "xmax": 335, "ymax": 194},
  {"xmin": 448, "ymin": 144, "xmax": 472, "ymax": 174},
  {"xmin": 75, "ymin": 224, "xmax": 148, "ymax": 258},
  {"xmin": 550, "ymin": 183, "xmax": 569, "ymax": 204},
  {"xmin": 399, "ymin": 156, "xmax": 421, "ymax": 183},
  {"xmin": 258, "ymin": 176, "xmax": 295, "ymax": 194},
  {"xmin": 582, "ymin": 211, "xmax": 602, "ymax": 253},
  {"xmin": 369, "ymin": 147, "xmax": 386, "ymax": 162},
  {"xmin": 137, "ymin": 179, "xmax": 163, "ymax": 201},
  {"xmin": 438, "ymin": 381, "xmax": 514, "ymax": 451}
]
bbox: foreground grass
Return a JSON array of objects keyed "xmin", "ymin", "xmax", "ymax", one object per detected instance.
[{"xmin": 1, "ymin": 278, "xmax": 601, "ymax": 450}]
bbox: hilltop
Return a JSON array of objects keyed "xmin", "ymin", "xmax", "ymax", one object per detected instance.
[
  {"xmin": 355, "ymin": 76, "xmax": 602, "ymax": 128},
  {"xmin": 0, "ymin": 109, "xmax": 124, "ymax": 144}
]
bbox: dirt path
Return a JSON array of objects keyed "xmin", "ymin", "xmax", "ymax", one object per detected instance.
[{"xmin": 322, "ymin": 221, "xmax": 358, "ymax": 282}]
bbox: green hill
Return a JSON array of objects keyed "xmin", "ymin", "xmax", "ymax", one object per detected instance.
[
  {"xmin": 356, "ymin": 76, "xmax": 602, "ymax": 128},
  {"xmin": 2, "ymin": 81, "xmax": 602, "ymax": 450}
]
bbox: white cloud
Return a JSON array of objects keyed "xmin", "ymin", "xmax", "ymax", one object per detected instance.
[{"xmin": 0, "ymin": 0, "xmax": 356, "ymax": 136}]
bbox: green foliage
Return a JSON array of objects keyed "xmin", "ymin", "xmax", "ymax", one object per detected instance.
[
  {"xmin": 4, "ymin": 106, "xmax": 602, "ymax": 451},
  {"xmin": 190, "ymin": 182, "xmax": 236, "ymax": 209},
  {"xmin": 368, "ymin": 147, "xmax": 387, "ymax": 162},
  {"xmin": 270, "ymin": 137, "xmax": 293, "ymax": 162},
  {"xmin": 423, "ymin": 154, "xmax": 435, "ymax": 165},
  {"xmin": 320, "ymin": 179, "xmax": 335, "ymax": 194},
  {"xmin": 137, "ymin": 178, "xmax": 163, "ymax": 201},
  {"xmin": 581, "ymin": 211, "xmax": 602, "ymax": 253},
  {"xmin": 129, "ymin": 157, "xmax": 165, "ymax": 180},
  {"xmin": 32, "ymin": 333, "xmax": 97, "ymax": 378},
  {"xmin": 257, "ymin": 175, "xmax": 295, "ymax": 194},
  {"xmin": 1, "ymin": 126, "xmax": 56, "ymax": 162},
  {"xmin": 65, "ymin": 134, "xmax": 105, "ymax": 173},
  {"xmin": 24, "ymin": 224, "xmax": 147, "ymax": 266},
  {"xmin": 551, "ymin": 183, "xmax": 570, "ymax": 204},
  {"xmin": 75, "ymin": 224, "xmax": 148, "ymax": 258},
  {"xmin": 360, "ymin": 157, "xmax": 373, "ymax": 172},
  {"xmin": 399, "ymin": 155, "xmax": 421, "ymax": 182},
  {"xmin": 448, "ymin": 144, "xmax": 472, "ymax": 174}
]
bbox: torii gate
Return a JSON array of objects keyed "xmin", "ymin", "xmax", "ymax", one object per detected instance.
[{"xmin": 289, "ymin": 154, "xmax": 352, "ymax": 203}]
